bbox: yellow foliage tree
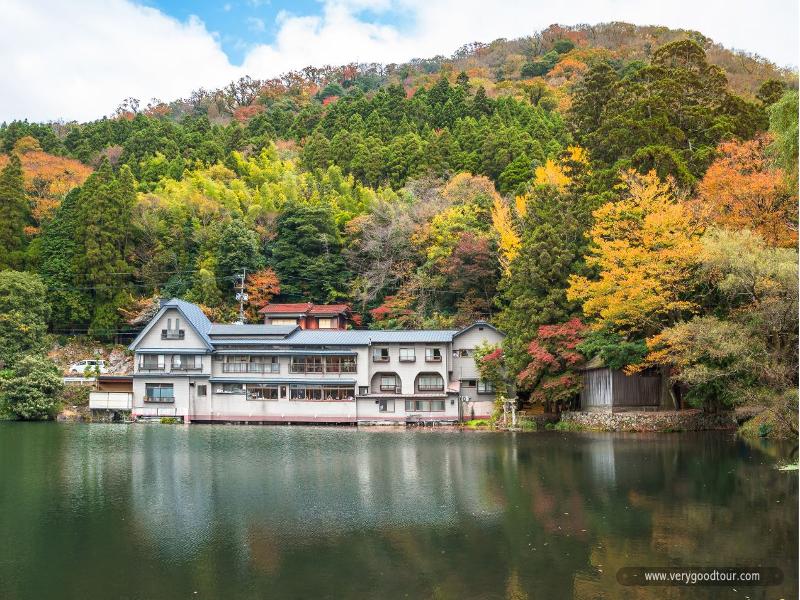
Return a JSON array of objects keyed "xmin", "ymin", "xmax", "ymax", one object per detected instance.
[
  {"xmin": 534, "ymin": 159, "xmax": 570, "ymax": 189},
  {"xmin": 491, "ymin": 195, "xmax": 521, "ymax": 274},
  {"xmin": 567, "ymin": 170, "xmax": 703, "ymax": 336}
]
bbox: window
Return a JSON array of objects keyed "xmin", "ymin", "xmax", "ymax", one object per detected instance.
[
  {"xmin": 430, "ymin": 400, "xmax": 445, "ymax": 412},
  {"xmin": 325, "ymin": 356, "xmax": 357, "ymax": 373},
  {"xmin": 247, "ymin": 385, "xmax": 279, "ymax": 400},
  {"xmin": 214, "ymin": 383, "xmax": 245, "ymax": 394},
  {"xmin": 380, "ymin": 375, "xmax": 399, "ymax": 392},
  {"xmin": 222, "ymin": 356, "xmax": 279, "ymax": 374},
  {"xmin": 399, "ymin": 347, "xmax": 415, "ymax": 362},
  {"xmin": 478, "ymin": 380, "xmax": 495, "ymax": 394},
  {"xmin": 197, "ymin": 385, "xmax": 207, "ymax": 397},
  {"xmin": 290, "ymin": 356, "xmax": 323, "ymax": 373},
  {"xmin": 406, "ymin": 400, "xmax": 431, "ymax": 412},
  {"xmin": 372, "ymin": 348, "xmax": 389, "ymax": 362},
  {"xmin": 270, "ymin": 318, "xmax": 297, "ymax": 325},
  {"xmin": 289, "ymin": 385, "xmax": 354, "ymax": 401},
  {"xmin": 358, "ymin": 386, "xmax": 369, "ymax": 396},
  {"xmin": 317, "ymin": 317, "xmax": 335, "ymax": 329},
  {"xmin": 379, "ymin": 399, "xmax": 395, "ymax": 413},
  {"xmin": 417, "ymin": 374, "xmax": 444, "ymax": 392},
  {"xmin": 145, "ymin": 383, "xmax": 174, "ymax": 402},
  {"xmin": 140, "ymin": 354, "xmax": 164, "ymax": 370},
  {"xmin": 453, "ymin": 348, "xmax": 474, "ymax": 358},
  {"xmin": 462, "ymin": 379, "xmax": 477, "ymax": 388},
  {"xmin": 172, "ymin": 354, "xmax": 201, "ymax": 370},
  {"xmin": 425, "ymin": 347, "xmax": 442, "ymax": 362},
  {"xmin": 162, "ymin": 318, "xmax": 184, "ymax": 340}
]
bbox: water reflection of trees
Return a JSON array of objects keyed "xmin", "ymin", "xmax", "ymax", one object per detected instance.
[{"xmin": 0, "ymin": 425, "xmax": 795, "ymax": 599}]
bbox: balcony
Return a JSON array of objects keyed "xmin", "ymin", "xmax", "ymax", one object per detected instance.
[
  {"xmin": 161, "ymin": 329, "xmax": 185, "ymax": 340},
  {"xmin": 379, "ymin": 384, "xmax": 401, "ymax": 393},
  {"xmin": 89, "ymin": 392, "xmax": 133, "ymax": 410},
  {"xmin": 417, "ymin": 384, "xmax": 445, "ymax": 392},
  {"xmin": 290, "ymin": 363, "xmax": 324, "ymax": 374},
  {"xmin": 223, "ymin": 363, "xmax": 279, "ymax": 374}
]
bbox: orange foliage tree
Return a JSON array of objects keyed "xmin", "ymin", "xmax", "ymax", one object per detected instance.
[
  {"xmin": 694, "ymin": 134, "xmax": 797, "ymax": 248},
  {"xmin": 0, "ymin": 136, "xmax": 92, "ymax": 233},
  {"xmin": 245, "ymin": 268, "xmax": 281, "ymax": 319}
]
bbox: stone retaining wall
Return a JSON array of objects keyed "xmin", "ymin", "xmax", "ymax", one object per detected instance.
[{"xmin": 560, "ymin": 409, "xmax": 736, "ymax": 432}]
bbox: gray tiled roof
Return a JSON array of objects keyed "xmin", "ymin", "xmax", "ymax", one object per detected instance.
[
  {"xmin": 209, "ymin": 324, "xmax": 297, "ymax": 336},
  {"xmin": 281, "ymin": 329, "xmax": 458, "ymax": 345}
]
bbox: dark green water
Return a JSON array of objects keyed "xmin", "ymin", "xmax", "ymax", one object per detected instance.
[{"xmin": 0, "ymin": 424, "xmax": 796, "ymax": 600}]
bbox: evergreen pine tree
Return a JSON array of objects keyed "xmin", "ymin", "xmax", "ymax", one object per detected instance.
[{"xmin": 0, "ymin": 154, "xmax": 30, "ymax": 269}]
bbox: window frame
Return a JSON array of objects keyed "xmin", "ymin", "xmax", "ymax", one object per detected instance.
[{"xmin": 145, "ymin": 383, "xmax": 174, "ymax": 403}]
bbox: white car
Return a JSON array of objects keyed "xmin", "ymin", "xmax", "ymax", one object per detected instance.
[{"xmin": 68, "ymin": 359, "xmax": 109, "ymax": 376}]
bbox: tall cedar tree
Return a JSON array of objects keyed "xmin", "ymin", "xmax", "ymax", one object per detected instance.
[{"xmin": 0, "ymin": 154, "xmax": 30, "ymax": 269}]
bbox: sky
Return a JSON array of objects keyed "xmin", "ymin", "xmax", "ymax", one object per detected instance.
[{"xmin": 2, "ymin": 0, "xmax": 798, "ymax": 122}]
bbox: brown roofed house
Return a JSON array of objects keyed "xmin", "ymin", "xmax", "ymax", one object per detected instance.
[{"xmin": 259, "ymin": 303, "xmax": 351, "ymax": 330}]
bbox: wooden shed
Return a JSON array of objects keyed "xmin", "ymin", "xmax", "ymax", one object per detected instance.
[{"xmin": 579, "ymin": 357, "xmax": 663, "ymax": 412}]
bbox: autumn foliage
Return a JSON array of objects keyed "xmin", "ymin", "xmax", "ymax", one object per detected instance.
[
  {"xmin": 694, "ymin": 135, "xmax": 797, "ymax": 248},
  {"xmin": 517, "ymin": 318, "xmax": 587, "ymax": 410}
]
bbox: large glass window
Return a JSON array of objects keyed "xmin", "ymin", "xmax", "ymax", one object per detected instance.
[
  {"xmin": 425, "ymin": 347, "xmax": 442, "ymax": 362},
  {"xmin": 317, "ymin": 317, "xmax": 335, "ymax": 329},
  {"xmin": 380, "ymin": 375, "xmax": 399, "ymax": 392},
  {"xmin": 140, "ymin": 354, "xmax": 164, "ymax": 370},
  {"xmin": 290, "ymin": 356, "xmax": 324, "ymax": 373},
  {"xmin": 477, "ymin": 380, "xmax": 495, "ymax": 394},
  {"xmin": 324, "ymin": 356, "xmax": 357, "ymax": 373},
  {"xmin": 417, "ymin": 374, "xmax": 444, "ymax": 392},
  {"xmin": 172, "ymin": 354, "xmax": 201, "ymax": 370},
  {"xmin": 247, "ymin": 385, "xmax": 279, "ymax": 400},
  {"xmin": 379, "ymin": 399, "xmax": 395, "ymax": 413},
  {"xmin": 399, "ymin": 347, "xmax": 416, "ymax": 362},
  {"xmin": 289, "ymin": 385, "xmax": 354, "ymax": 400},
  {"xmin": 214, "ymin": 383, "xmax": 245, "ymax": 394},
  {"xmin": 145, "ymin": 383, "xmax": 174, "ymax": 402},
  {"xmin": 404, "ymin": 399, "xmax": 445, "ymax": 412}
]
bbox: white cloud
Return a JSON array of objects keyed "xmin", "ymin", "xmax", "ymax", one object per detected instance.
[{"xmin": 1, "ymin": 0, "xmax": 797, "ymax": 122}]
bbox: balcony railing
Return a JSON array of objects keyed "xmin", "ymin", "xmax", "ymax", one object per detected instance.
[
  {"xmin": 161, "ymin": 329, "xmax": 185, "ymax": 340},
  {"xmin": 172, "ymin": 365, "xmax": 202, "ymax": 372},
  {"xmin": 379, "ymin": 384, "xmax": 401, "ymax": 393},
  {"xmin": 89, "ymin": 392, "xmax": 133, "ymax": 410},
  {"xmin": 399, "ymin": 356, "xmax": 416, "ymax": 363},
  {"xmin": 144, "ymin": 396, "xmax": 175, "ymax": 403},
  {"xmin": 138, "ymin": 366, "xmax": 164, "ymax": 372},
  {"xmin": 223, "ymin": 363, "xmax": 279, "ymax": 374},
  {"xmin": 289, "ymin": 362, "xmax": 356, "ymax": 374},
  {"xmin": 417, "ymin": 384, "xmax": 445, "ymax": 392},
  {"xmin": 372, "ymin": 355, "xmax": 389, "ymax": 362},
  {"xmin": 425, "ymin": 355, "xmax": 442, "ymax": 362}
]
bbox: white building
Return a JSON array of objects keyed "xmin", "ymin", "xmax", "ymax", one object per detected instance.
[{"xmin": 128, "ymin": 299, "xmax": 506, "ymax": 424}]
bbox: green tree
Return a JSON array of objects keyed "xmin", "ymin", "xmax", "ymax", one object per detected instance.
[
  {"xmin": 0, "ymin": 154, "xmax": 30, "ymax": 269},
  {"xmin": 214, "ymin": 219, "xmax": 265, "ymax": 291},
  {"xmin": 0, "ymin": 271, "xmax": 50, "ymax": 368},
  {"xmin": 271, "ymin": 201, "xmax": 349, "ymax": 301},
  {"xmin": 768, "ymin": 90, "xmax": 799, "ymax": 188},
  {"xmin": 0, "ymin": 354, "xmax": 64, "ymax": 420}
]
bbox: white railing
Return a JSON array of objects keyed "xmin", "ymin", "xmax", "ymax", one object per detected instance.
[
  {"xmin": 89, "ymin": 392, "xmax": 133, "ymax": 410},
  {"xmin": 136, "ymin": 406, "xmax": 178, "ymax": 417}
]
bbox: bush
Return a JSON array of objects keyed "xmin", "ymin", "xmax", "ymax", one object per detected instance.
[
  {"xmin": 0, "ymin": 354, "xmax": 64, "ymax": 420},
  {"xmin": 159, "ymin": 417, "xmax": 180, "ymax": 424}
]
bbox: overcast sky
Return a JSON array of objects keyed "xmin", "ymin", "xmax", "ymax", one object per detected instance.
[{"xmin": 2, "ymin": 0, "xmax": 798, "ymax": 122}]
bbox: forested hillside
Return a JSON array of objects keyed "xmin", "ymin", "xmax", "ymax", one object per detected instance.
[{"xmin": 0, "ymin": 22, "xmax": 797, "ymax": 422}]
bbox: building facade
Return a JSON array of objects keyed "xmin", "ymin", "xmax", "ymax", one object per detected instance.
[{"xmin": 128, "ymin": 299, "xmax": 505, "ymax": 424}]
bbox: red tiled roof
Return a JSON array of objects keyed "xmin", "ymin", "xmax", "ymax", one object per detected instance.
[
  {"xmin": 259, "ymin": 302, "xmax": 351, "ymax": 315},
  {"xmin": 259, "ymin": 302, "xmax": 313, "ymax": 314},
  {"xmin": 308, "ymin": 304, "xmax": 351, "ymax": 315}
]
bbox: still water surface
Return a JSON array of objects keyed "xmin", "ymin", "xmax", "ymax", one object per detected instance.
[{"xmin": 0, "ymin": 423, "xmax": 796, "ymax": 599}]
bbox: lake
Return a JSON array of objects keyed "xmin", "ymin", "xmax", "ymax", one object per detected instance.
[{"xmin": 0, "ymin": 423, "xmax": 796, "ymax": 600}]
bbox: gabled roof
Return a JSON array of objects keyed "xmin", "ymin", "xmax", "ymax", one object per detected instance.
[
  {"xmin": 308, "ymin": 304, "xmax": 351, "ymax": 316},
  {"xmin": 128, "ymin": 298, "xmax": 213, "ymax": 350},
  {"xmin": 258, "ymin": 302, "xmax": 351, "ymax": 315},
  {"xmin": 209, "ymin": 324, "xmax": 298, "ymax": 337},
  {"xmin": 259, "ymin": 302, "xmax": 313, "ymax": 314},
  {"xmin": 453, "ymin": 320, "xmax": 504, "ymax": 339}
]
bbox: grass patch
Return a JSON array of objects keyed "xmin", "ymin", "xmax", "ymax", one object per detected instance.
[
  {"xmin": 463, "ymin": 419, "xmax": 492, "ymax": 429},
  {"xmin": 159, "ymin": 417, "xmax": 180, "ymax": 424}
]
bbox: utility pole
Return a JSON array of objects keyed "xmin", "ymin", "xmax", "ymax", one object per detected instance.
[{"xmin": 235, "ymin": 268, "xmax": 248, "ymax": 324}]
